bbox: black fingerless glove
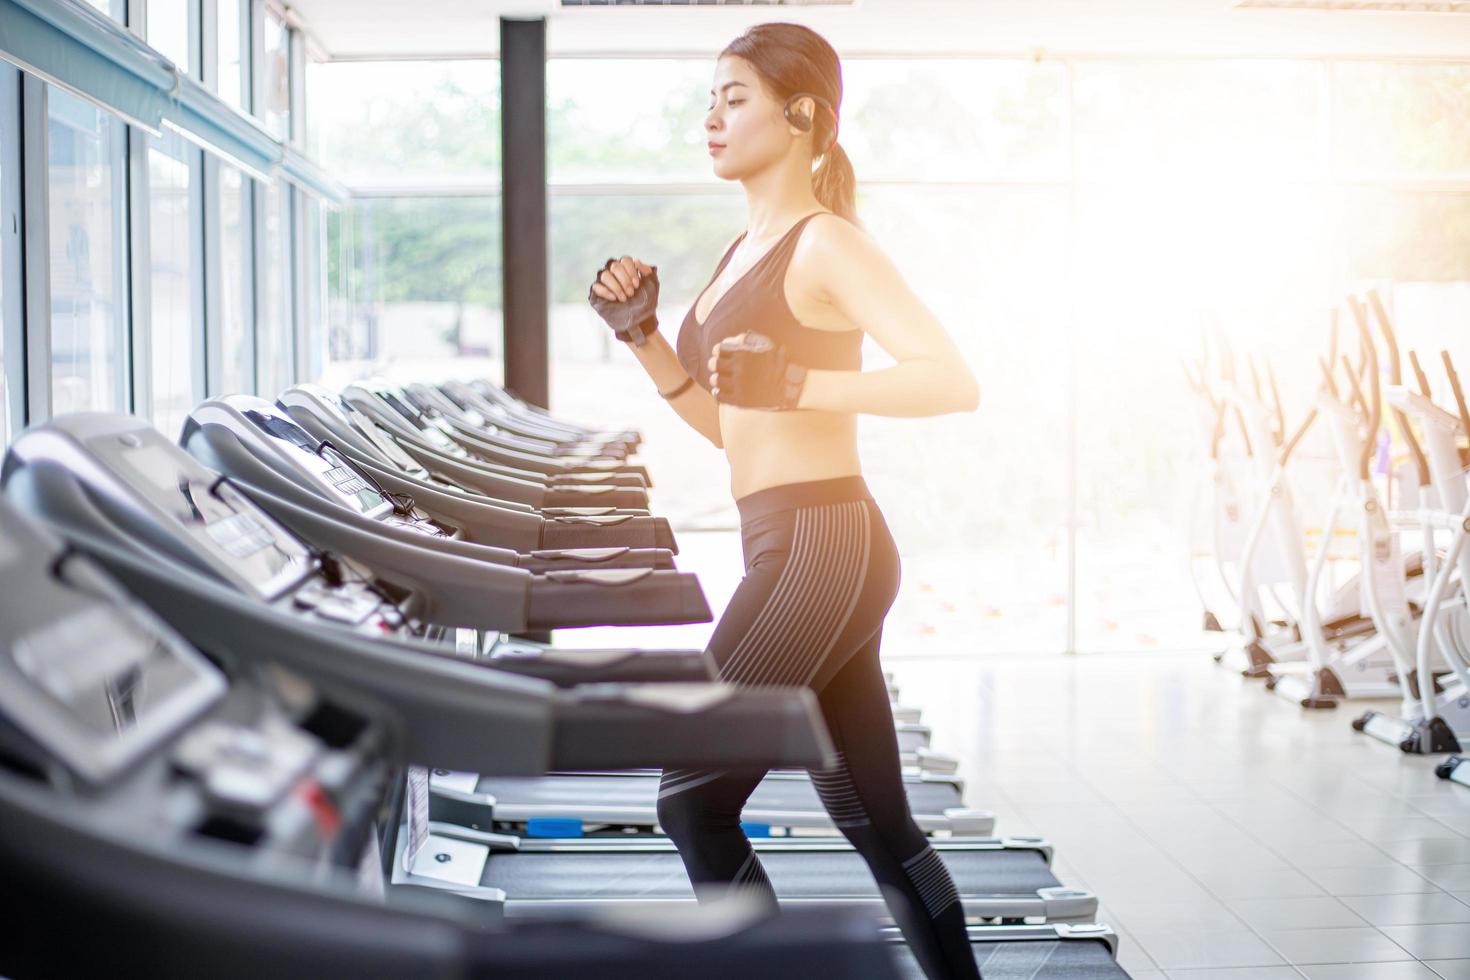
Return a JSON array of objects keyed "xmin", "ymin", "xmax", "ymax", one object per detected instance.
[
  {"xmin": 713, "ymin": 333, "xmax": 808, "ymax": 410},
  {"xmin": 588, "ymin": 258, "xmax": 659, "ymax": 347}
]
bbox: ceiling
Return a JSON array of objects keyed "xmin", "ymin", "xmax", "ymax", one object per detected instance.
[{"xmin": 287, "ymin": 0, "xmax": 1470, "ymax": 61}]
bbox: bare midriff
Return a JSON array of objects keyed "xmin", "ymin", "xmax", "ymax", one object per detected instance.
[{"xmin": 720, "ymin": 405, "xmax": 861, "ymax": 500}]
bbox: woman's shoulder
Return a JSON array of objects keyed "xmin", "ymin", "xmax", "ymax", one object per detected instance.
[{"xmin": 790, "ymin": 212, "xmax": 881, "ymax": 291}]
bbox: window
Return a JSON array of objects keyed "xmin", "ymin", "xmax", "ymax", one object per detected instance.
[
  {"xmin": 146, "ymin": 0, "xmax": 191, "ymax": 73},
  {"xmin": 217, "ymin": 0, "xmax": 245, "ymax": 110},
  {"xmin": 1072, "ymin": 61, "xmax": 1324, "ymax": 179},
  {"xmin": 309, "ymin": 60, "xmax": 499, "ymax": 187},
  {"xmin": 1335, "ymin": 63, "xmax": 1470, "ymax": 176},
  {"xmin": 261, "ymin": 12, "xmax": 291, "ymax": 141},
  {"xmin": 148, "ymin": 131, "xmax": 200, "ymax": 440},
  {"xmin": 48, "ymin": 87, "xmax": 128, "ymax": 416},
  {"xmin": 300, "ymin": 196, "xmax": 327, "ymax": 383},
  {"xmin": 548, "ymin": 60, "xmax": 708, "ymax": 183},
  {"xmin": 80, "ymin": 0, "xmax": 126, "ymax": 21},
  {"xmin": 331, "ymin": 196, "xmax": 503, "ymax": 386},
  {"xmin": 218, "ymin": 163, "xmax": 253, "ymax": 393},
  {"xmin": 256, "ymin": 181, "xmax": 293, "ymax": 396},
  {"xmin": 842, "ymin": 60, "xmax": 1068, "ymax": 181}
]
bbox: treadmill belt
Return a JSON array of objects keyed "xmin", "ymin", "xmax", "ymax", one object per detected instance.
[
  {"xmin": 473, "ymin": 774, "xmax": 964, "ymax": 819},
  {"xmin": 892, "ymin": 939, "xmax": 1125, "ymax": 980},
  {"xmin": 485, "ymin": 848, "xmax": 1055, "ymax": 903}
]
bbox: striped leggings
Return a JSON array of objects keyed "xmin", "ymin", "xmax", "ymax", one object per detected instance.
[{"xmin": 656, "ymin": 477, "xmax": 980, "ymax": 980}]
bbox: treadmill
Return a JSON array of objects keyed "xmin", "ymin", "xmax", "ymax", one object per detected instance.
[
  {"xmin": 185, "ymin": 397, "xmax": 975, "ymax": 831},
  {"xmin": 428, "ymin": 768, "xmax": 994, "ymax": 838},
  {"xmin": 0, "ymin": 496, "xmax": 902, "ymax": 979},
  {"xmin": 182, "ymin": 395, "xmax": 714, "ymax": 687},
  {"xmin": 278, "ymin": 384, "xmax": 664, "ymax": 550},
  {"xmin": 347, "ymin": 379, "xmax": 654, "ymax": 490},
  {"xmin": 435, "ymin": 378, "xmax": 640, "ymax": 457},
  {"xmin": 186, "ymin": 395, "xmax": 675, "ymax": 566},
  {"xmin": 4, "ymin": 416, "xmax": 1095, "ymax": 924},
  {"xmin": 467, "ymin": 374, "xmax": 642, "ymax": 451},
  {"xmin": 275, "ymin": 388, "xmax": 950, "ymax": 766},
  {"xmin": 401, "ymin": 380, "xmax": 634, "ymax": 464}
]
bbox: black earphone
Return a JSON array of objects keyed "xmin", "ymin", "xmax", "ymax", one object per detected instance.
[{"xmin": 782, "ymin": 92, "xmax": 835, "ymax": 134}]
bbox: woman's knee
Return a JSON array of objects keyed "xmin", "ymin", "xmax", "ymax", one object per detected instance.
[{"xmin": 657, "ymin": 784, "xmax": 707, "ymax": 841}]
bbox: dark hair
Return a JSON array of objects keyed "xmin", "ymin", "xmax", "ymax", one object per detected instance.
[{"xmin": 721, "ymin": 23, "xmax": 858, "ymax": 224}]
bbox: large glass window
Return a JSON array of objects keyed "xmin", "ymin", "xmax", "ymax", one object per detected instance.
[
  {"xmin": 148, "ymin": 131, "xmax": 199, "ymax": 440},
  {"xmin": 1335, "ymin": 63, "xmax": 1470, "ymax": 175},
  {"xmin": 146, "ymin": 0, "xmax": 191, "ymax": 73},
  {"xmin": 218, "ymin": 163, "xmax": 253, "ymax": 394},
  {"xmin": 548, "ymin": 60, "xmax": 710, "ymax": 182},
  {"xmin": 1072, "ymin": 61, "xmax": 1324, "ymax": 179},
  {"xmin": 843, "ymin": 60, "xmax": 1067, "ymax": 181},
  {"xmin": 48, "ymin": 87, "xmax": 128, "ymax": 416},
  {"xmin": 261, "ymin": 13, "xmax": 292, "ymax": 141},
  {"xmin": 329, "ymin": 197, "xmax": 503, "ymax": 387},
  {"xmin": 300, "ymin": 197, "xmax": 327, "ymax": 383},
  {"xmin": 256, "ymin": 181, "xmax": 293, "ymax": 396},
  {"xmin": 217, "ymin": 0, "xmax": 245, "ymax": 110},
  {"xmin": 309, "ymin": 61, "xmax": 499, "ymax": 187},
  {"xmin": 80, "ymin": 0, "xmax": 125, "ymax": 21}
]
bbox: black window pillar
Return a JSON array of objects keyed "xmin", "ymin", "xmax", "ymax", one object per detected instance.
[{"xmin": 500, "ymin": 17, "xmax": 549, "ymax": 408}]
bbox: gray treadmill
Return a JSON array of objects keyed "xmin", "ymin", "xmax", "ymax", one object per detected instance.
[
  {"xmin": 176, "ymin": 398, "xmax": 975, "ymax": 831},
  {"xmin": 348, "ymin": 379, "xmax": 655, "ymax": 492},
  {"xmin": 428, "ymin": 768, "xmax": 994, "ymax": 837},
  {"xmin": 403, "ymin": 832, "xmax": 1093, "ymax": 922},
  {"xmin": 0, "ymin": 497, "xmax": 903, "ymax": 979},
  {"xmin": 0, "ymin": 415, "xmax": 828, "ymax": 773},
  {"xmin": 181, "ymin": 396, "xmax": 714, "ymax": 681},
  {"xmin": 4, "ymin": 416, "xmax": 1095, "ymax": 924},
  {"xmin": 187, "ymin": 394, "xmax": 675, "ymax": 568}
]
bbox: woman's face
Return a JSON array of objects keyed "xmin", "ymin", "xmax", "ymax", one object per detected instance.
[{"xmin": 705, "ymin": 56, "xmax": 796, "ymax": 180}]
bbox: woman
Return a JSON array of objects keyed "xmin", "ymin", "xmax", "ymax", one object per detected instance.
[{"xmin": 587, "ymin": 23, "xmax": 981, "ymax": 980}]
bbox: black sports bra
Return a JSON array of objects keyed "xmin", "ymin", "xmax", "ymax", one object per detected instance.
[{"xmin": 676, "ymin": 212, "xmax": 862, "ymax": 391}]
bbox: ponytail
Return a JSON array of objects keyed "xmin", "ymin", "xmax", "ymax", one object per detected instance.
[{"xmin": 813, "ymin": 140, "xmax": 859, "ymax": 226}]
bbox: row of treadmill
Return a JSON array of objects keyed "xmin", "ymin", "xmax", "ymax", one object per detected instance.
[
  {"xmin": 1188, "ymin": 288, "xmax": 1470, "ymax": 788},
  {"xmin": 0, "ymin": 374, "xmax": 1125, "ymax": 978}
]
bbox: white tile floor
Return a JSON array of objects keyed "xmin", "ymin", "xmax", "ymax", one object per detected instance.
[{"xmin": 887, "ymin": 650, "xmax": 1470, "ymax": 980}]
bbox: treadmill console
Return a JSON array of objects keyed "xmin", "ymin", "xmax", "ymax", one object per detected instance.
[
  {"xmin": 242, "ymin": 406, "xmax": 394, "ymax": 519},
  {"xmin": 218, "ymin": 399, "xmax": 454, "ymax": 540},
  {"xmin": 0, "ymin": 500, "xmax": 392, "ymax": 868},
  {"xmin": 89, "ymin": 426, "xmax": 314, "ymax": 600},
  {"xmin": 6, "ymin": 418, "xmax": 405, "ymax": 636}
]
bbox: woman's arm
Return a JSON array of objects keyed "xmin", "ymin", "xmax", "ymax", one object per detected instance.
[
  {"xmin": 790, "ymin": 216, "xmax": 980, "ymax": 418},
  {"xmin": 626, "ymin": 331, "xmax": 724, "ymax": 448},
  {"xmin": 593, "ymin": 255, "xmax": 725, "ymax": 448}
]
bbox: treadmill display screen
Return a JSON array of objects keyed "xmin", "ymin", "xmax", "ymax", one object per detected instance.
[
  {"xmin": 319, "ymin": 445, "xmax": 389, "ymax": 514},
  {"xmin": 115, "ymin": 442, "xmax": 312, "ymax": 599},
  {"xmin": 13, "ymin": 605, "xmax": 214, "ymax": 736},
  {"xmin": 246, "ymin": 410, "xmax": 387, "ymax": 515}
]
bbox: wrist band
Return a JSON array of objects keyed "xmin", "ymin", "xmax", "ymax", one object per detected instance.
[{"xmin": 659, "ymin": 377, "xmax": 695, "ymax": 400}]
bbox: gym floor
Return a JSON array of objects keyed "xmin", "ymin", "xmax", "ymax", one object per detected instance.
[
  {"xmin": 561, "ymin": 529, "xmax": 1470, "ymax": 979},
  {"xmin": 896, "ymin": 651, "xmax": 1470, "ymax": 979}
]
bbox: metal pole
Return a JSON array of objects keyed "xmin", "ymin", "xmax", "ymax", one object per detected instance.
[{"xmin": 499, "ymin": 17, "xmax": 549, "ymax": 408}]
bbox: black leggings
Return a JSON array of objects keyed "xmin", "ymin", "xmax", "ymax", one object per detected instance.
[{"xmin": 657, "ymin": 477, "xmax": 980, "ymax": 980}]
